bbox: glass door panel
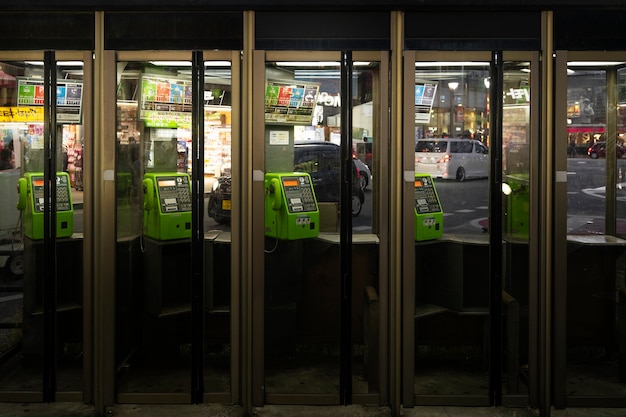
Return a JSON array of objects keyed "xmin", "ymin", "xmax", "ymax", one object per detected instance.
[
  {"xmin": 0, "ymin": 56, "xmax": 85, "ymax": 396},
  {"xmin": 565, "ymin": 61, "xmax": 626, "ymax": 401},
  {"xmin": 350, "ymin": 60, "xmax": 380, "ymax": 397},
  {"xmin": 261, "ymin": 54, "xmax": 383, "ymax": 402},
  {"xmin": 115, "ymin": 55, "xmax": 234, "ymax": 401},
  {"xmin": 202, "ymin": 59, "xmax": 233, "ymax": 394},
  {"xmin": 413, "ymin": 61, "xmax": 491, "ymax": 399},
  {"xmin": 115, "ymin": 60, "xmax": 193, "ymax": 397},
  {"xmin": 502, "ymin": 60, "xmax": 532, "ymax": 399},
  {"xmin": 263, "ymin": 60, "xmax": 342, "ymax": 396}
]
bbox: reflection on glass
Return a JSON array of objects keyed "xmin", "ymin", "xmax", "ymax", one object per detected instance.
[
  {"xmin": 0, "ymin": 59, "xmax": 85, "ymax": 393},
  {"xmin": 566, "ymin": 68, "xmax": 607, "ymax": 235},
  {"xmin": 115, "ymin": 61, "xmax": 193, "ymax": 395},
  {"xmin": 115, "ymin": 60, "xmax": 233, "ymax": 395},
  {"xmin": 413, "ymin": 63, "xmax": 491, "ymax": 398},
  {"xmin": 202, "ymin": 62, "xmax": 232, "ymax": 394},
  {"xmin": 566, "ymin": 65, "xmax": 626, "ymax": 400},
  {"xmin": 263, "ymin": 61, "xmax": 379, "ymax": 396},
  {"xmin": 501, "ymin": 62, "xmax": 531, "ymax": 397}
]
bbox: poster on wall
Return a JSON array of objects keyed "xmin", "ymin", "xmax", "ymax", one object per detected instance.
[
  {"xmin": 264, "ymin": 80, "xmax": 320, "ymax": 125},
  {"xmin": 414, "ymin": 83, "xmax": 437, "ymax": 124},
  {"xmin": 17, "ymin": 78, "xmax": 84, "ymax": 123}
]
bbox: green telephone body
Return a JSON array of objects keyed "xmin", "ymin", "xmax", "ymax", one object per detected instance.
[
  {"xmin": 414, "ymin": 173, "xmax": 444, "ymax": 241},
  {"xmin": 264, "ymin": 172, "xmax": 319, "ymax": 240},
  {"xmin": 17, "ymin": 172, "xmax": 74, "ymax": 240},
  {"xmin": 504, "ymin": 173, "xmax": 529, "ymax": 239},
  {"xmin": 142, "ymin": 172, "xmax": 192, "ymax": 240}
]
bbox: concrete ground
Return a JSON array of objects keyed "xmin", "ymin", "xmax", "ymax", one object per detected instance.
[{"xmin": 0, "ymin": 403, "xmax": 625, "ymax": 417}]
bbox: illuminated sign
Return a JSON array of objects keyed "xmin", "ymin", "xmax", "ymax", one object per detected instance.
[
  {"xmin": 17, "ymin": 78, "xmax": 83, "ymax": 123},
  {"xmin": 265, "ymin": 80, "xmax": 320, "ymax": 125}
]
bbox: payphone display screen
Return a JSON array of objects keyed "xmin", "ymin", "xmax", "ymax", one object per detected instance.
[
  {"xmin": 157, "ymin": 176, "xmax": 191, "ymax": 213},
  {"xmin": 31, "ymin": 175, "xmax": 72, "ymax": 212},
  {"xmin": 282, "ymin": 175, "xmax": 317, "ymax": 213},
  {"xmin": 414, "ymin": 176, "xmax": 440, "ymax": 214}
]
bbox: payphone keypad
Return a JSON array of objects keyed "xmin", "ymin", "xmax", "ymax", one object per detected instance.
[
  {"xmin": 157, "ymin": 176, "xmax": 192, "ymax": 213},
  {"xmin": 283, "ymin": 175, "xmax": 317, "ymax": 213},
  {"xmin": 32, "ymin": 175, "xmax": 72, "ymax": 212},
  {"xmin": 415, "ymin": 175, "xmax": 441, "ymax": 213}
]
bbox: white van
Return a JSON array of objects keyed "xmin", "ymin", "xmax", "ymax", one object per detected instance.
[{"xmin": 415, "ymin": 138, "xmax": 489, "ymax": 181}]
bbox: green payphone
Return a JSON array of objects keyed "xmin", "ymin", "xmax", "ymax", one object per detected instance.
[
  {"xmin": 264, "ymin": 172, "xmax": 319, "ymax": 240},
  {"xmin": 414, "ymin": 173, "xmax": 443, "ymax": 241},
  {"xmin": 504, "ymin": 173, "xmax": 529, "ymax": 239},
  {"xmin": 142, "ymin": 172, "xmax": 192, "ymax": 240},
  {"xmin": 17, "ymin": 172, "xmax": 74, "ymax": 240}
]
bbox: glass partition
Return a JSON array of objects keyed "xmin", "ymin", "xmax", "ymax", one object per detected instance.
[
  {"xmin": 565, "ymin": 61, "xmax": 626, "ymax": 402},
  {"xmin": 0, "ymin": 57, "xmax": 86, "ymax": 396},
  {"xmin": 114, "ymin": 58, "xmax": 233, "ymax": 398},
  {"xmin": 502, "ymin": 61, "xmax": 532, "ymax": 400},
  {"xmin": 410, "ymin": 57, "xmax": 533, "ymax": 404},
  {"xmin": 412, "ymin": 61, "xmax": 492, "ymax": 401},
  {"xmin": 262, "ymin": 58, "xmax": 381, "ymax": 401}
]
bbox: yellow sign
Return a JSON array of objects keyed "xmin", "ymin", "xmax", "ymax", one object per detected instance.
[{"xmin": 0, "ymin": 107, "xmax": 44, "ymax": 122}]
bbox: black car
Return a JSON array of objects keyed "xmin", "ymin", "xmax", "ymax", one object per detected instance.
[
  {"xmin": 207, "ymin": 175, "xmax": 231, "ymax": 224},
  {"xmin": 207, "ymin": 141, "xmax": 365, "ymax": 224}
]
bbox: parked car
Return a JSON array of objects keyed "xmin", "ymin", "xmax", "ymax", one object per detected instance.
[
  {"xmin": 207, "ymin": 175, "xmax": 231, "ymax": 224},
  {"xmin": 415, "ymin": 138, "xmax": 489, "ymax": 181},
  {"xmin": 587, "ymin": 142, "xmax": 626, "ymax": 159},
  {"xmin": 353, "ymin": 156, "xmax": 371, "ymax": 190},
  {"xmin": 294, "ymin": 141, "xmax": 364, "ymax": 216},
  {"xmin": 207, "ymin": 141, "xmax": 365, "ymax": 224}
]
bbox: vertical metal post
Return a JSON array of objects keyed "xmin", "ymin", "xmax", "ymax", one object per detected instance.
[
  {"xmin": 340, "ymin": 50, "xmax": 353, "ymax": 405},
  {"xmin": 191, "ymin": 50, "xmax": 205, "ymax": 403},
  {"xmin": 43, "ymin": 50, "xmax": 58, "ymax": 403},
  {"xmin": 489, "ymin": 50, "xmax": 503, "ymax": 406},
  {"xmin": 606, "ymin": 68, "xmax": 617, "ymax": 236}
]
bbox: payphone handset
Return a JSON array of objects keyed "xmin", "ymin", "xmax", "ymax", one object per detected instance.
[
  {"xmin": 142, "ymin": 172, "xmax": 192, "ymax": 241},
  {"xmin": 17, "ymin": 172, "xmax": 74, "ymax": 240},
  {"xmin": 264, "ymin": 172, "xmax": 319, "ymax": 240},
  {"xmin": 414, "ymin": 173, "xmax": 443, "ymax": 241}
]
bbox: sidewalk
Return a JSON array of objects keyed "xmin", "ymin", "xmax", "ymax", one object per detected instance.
[
  {"xmin": 73, "ymin": 189, "xmax": 83, "ymax": 209},
  {"xmin": 0, "ymin": 403, "xmax": 625, "ymax": 417}
]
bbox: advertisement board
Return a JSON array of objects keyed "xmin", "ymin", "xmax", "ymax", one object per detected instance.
[
  {"xmin": 264, "ymin": 80, "xmax": 320, "ymax": 125},
  {"xmin": 17, "ymin": 78, "xmax": 84, "ymax": 123}
]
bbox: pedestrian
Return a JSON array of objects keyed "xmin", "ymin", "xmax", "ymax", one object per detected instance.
[
  {"xmin": 0, "ymin": 148, "xmax": 13, "ymax": 170},
  {"xmin": 568, "ymin": 138, "xmax": 576, "ymax": 158}
]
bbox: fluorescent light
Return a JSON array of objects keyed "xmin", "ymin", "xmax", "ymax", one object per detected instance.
[
  {"xmin": 149, "ymin": 61, "xmax": 231, "ymax": 67},
  {"xmin": 276, "ymin": 61, "xmax": 371, "ymax": 67},
  {"xmin": 415, "ymin": 61, "xmax": 489, "ymax": 67},
  {"xmin": 58, "ymin": 61, "xmax": 84, "ymax": 66},
  {"xmin": 568, "ymin": 61, "xmax": 625, "ymax": 67},
  {"xmin": 25, "ymin": 61, "xmax": 83, "ymax": 66},
  {"xmin": 204, "ymin": 61, "xmax": 231, "ymax": 67},
  {"xmin": 150, "ymin": 61, "xmax": 191, "ymax": 66}
]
